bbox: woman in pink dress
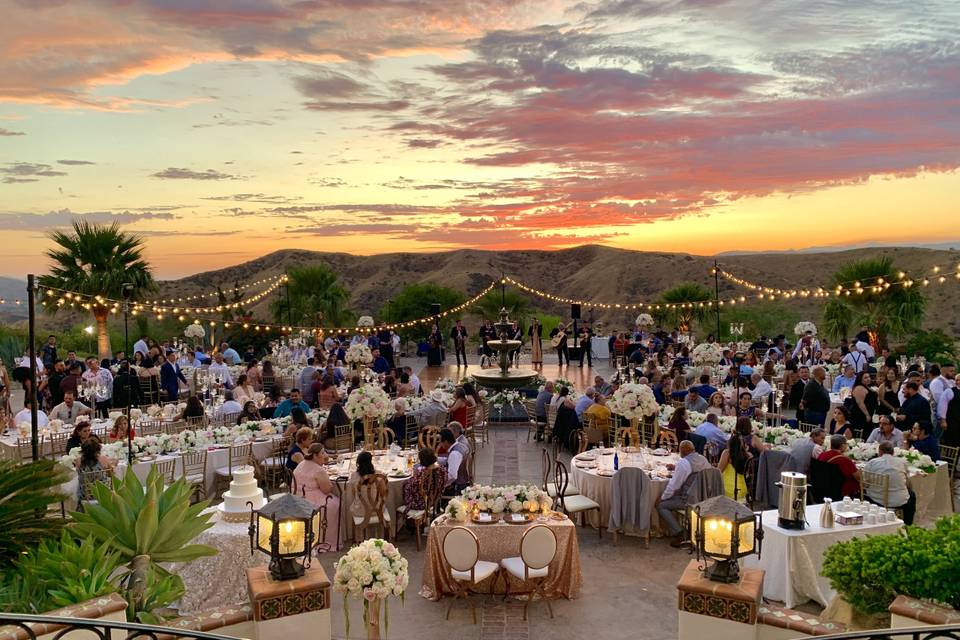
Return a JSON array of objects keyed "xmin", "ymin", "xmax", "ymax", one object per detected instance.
[{"xmin": 293, "ymin": 443, "xmax": 341, "ymax": 552}]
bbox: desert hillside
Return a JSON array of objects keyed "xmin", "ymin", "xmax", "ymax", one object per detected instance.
[{"xmin": 154, "ymin": 245, "xmax": 960, "ymax": 334}]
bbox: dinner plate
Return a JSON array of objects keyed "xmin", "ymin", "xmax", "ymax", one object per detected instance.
[
  {"xmin": 595, "ymin": 469, "xmax": 615, "ymax": 477},
  {"xmin": 388, "ymin": 472, "xmax": 410, "ymax": 479},
  {"xmin": 650, "ymin": 448, "xmax": 669, "ymax": 456},
  {"xmin": 575, "ymin": 462, "xmax": 597, "ymax": 469}
]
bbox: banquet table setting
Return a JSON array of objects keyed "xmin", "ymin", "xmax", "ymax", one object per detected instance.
[{"xmin": 571, "ymin": 446, "xmax": 680, "ymax": 535}]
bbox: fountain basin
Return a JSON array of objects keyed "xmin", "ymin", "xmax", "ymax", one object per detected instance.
[{"xmin": 470, "ymin": 368, "xmax": 541, "ymax": 391}]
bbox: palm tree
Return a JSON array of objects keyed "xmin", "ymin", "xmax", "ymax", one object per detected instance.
[
  {"xmin": 471, "ymin": 289, "xmax": 532, "ymax": 327},
  {"xmin": 270, "ymin": 265, "xmax": 352, "ymax": 328},
  {"xmin": 821, "ymin": 257, "xmax": 925, "ymax": 348},
  {"xmin": 40, "ymin": 221, "xmax": 155, "ymax": 360},
  {"xmin": 654, "ymin": 283, "xmax": 712, "ymax": 333}
]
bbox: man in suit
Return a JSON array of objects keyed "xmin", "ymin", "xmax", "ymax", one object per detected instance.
[
  {"xmin": 801, "ymin": 365, "xmax": 831, "ymax": 427},
  {"xmin": 450, "ymin": 319, "xmax": 468, "ymax": 366},
  {"xmin": 160, "ymin": 351, "xmax": 188, "ymax": 401},
  {"xmin": 578, "ymin": 323, "xmax": 594, "ymax": 367}
]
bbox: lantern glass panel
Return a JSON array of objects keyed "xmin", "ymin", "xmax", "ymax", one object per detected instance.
[
  {"xmin": 310, "ymin": 512, "xmax": 320, "ymax": 541},
  {"xmin": 257, "ymin": 514, "xmax": 273, "ymax": 553},
  {"xmin": 737, "ymin": 520, "xmax": 755, "ymax": 555},
  {"xmin": 703, "ymin": 516, "xmax": 734, "ymax": 556},
  {"xmin": 278, "ymin": 519, "xmax": 306, "ymax": 555}
]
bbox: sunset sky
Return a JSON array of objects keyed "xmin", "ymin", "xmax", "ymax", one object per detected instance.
[{"xmin": 1, "ymin": 0, "xmax": 958, "ymax": 279}]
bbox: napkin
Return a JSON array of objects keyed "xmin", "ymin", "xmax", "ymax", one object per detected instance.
[
  {"xmin": 511, "ymin": 514, "xmax": 525, "ymax": 522},
  {"xmin": 478, "ymin": 513, "xmax": 492, "ymax": 522}
]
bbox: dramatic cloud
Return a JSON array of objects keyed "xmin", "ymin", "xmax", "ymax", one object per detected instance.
[
  {"xmin": 151, "ymin": 167, "xmax": 239, "ymax": 180},
  {"xmin": 57, "ymin": 159, "xmax": 96, "ymax": 165},
  {"xmin": 0, "ymin": 209, "xmax": 176, "ymax": 230},
  {"xmin": 1, "ymin": 163, "xmax": 67, "ymax": 183}
]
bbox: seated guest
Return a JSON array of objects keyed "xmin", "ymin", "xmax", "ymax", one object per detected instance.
[
  {"xmin": 817, "ymin": 435, "xmax": 861, "ymax": 497},
  {"xmin": 908, "ymin": 421, "xmax": 940, "ymax": 461},
  {"xmin": 436, "ymin": 427, "xmax": 455, "ymax": 458},
  {"xmin": 683, "ymin": 388, "xmax": 708, "ymax": 413},
  {"xmin": 233, "ymin": 374, "xmax": 256, "ymax": 405},
  {"xmin": 863, "ymin": 441, "xmax": 915, "ymax": 525},
  {"xmin": 829, "ymin": 406, "xmax": 855, "ymax": 439},
  {"xmin": 593, "ymin": 376, "xmax": 613, "ymax": 398},
  {"xmin": 574, "ymin": 388, "xmax": 596, "ymax": 420},
  {"xmin": 273, "ymin": 388, "xmax": 310, "ymax": 419},
  {"xmin": 313, "ymin": 375, "xmax": 340, "ymax": 409},
  {"xmin": 656, "ymin": 440, "xmax": 712, "ymax": 547},
  {"xmin": 287, "ymin": 426, "xmax": 314, "ymax": 471},
  {"xmin": 652, "ymin": 378, "xmax": 673, "ymax": 404},
  {"xmin": 371, "ymin": 349, "xmax": 390, "ymax": 374},
  {"xmin": 584, "ymin": 393, "xmax": 612, "ymax": 423},
  {"xmin": 788, "ymin": 428, "xmax": 826, "ymax": 475},
  {"xmin": 690, "ymin": 374, "xmax": 717, "ymax": 400},
  {"xmin": 66, "ymin": 418, "xmax": 93, "ymax": 452},
  {"xmin": 866, "ymin": 414, "xmax": 905, "ymax": 448},
  {"xmin": 718, "ymin": 418, "xmax": 765, "ymax": 500},
  {"xmin": 552, "ymin": 387, "xmax": 579, "ymax": 450},
  {"xmin": 707, "ymin": 391, "xmax": 727, "ymax": 414},
  {"xmin": 749, "ymin": 373, "xmax": 772, "ymax": 401},
  {"xmin": 733, "ymin": 392, "xmax": 761, "ymax": 418},
  {"xmin": 214, "ymin": 389, "xmax": 243, "ymax": 420},
  {"xmin": 832, "ymin": 364, "xmax": 856, "ymax": 393},
  {"xmin": 285, "ymin": 407, "xmax": 313, "ymax": 438},
  {"xmin": 396, "ymin": 372, "xmax": 415, "ymax": 397},
  {"xmin": 401, "ymin": 447, "xmax": 442, "ymax": 512},
  {"xmin": 666, "ymin": 406, "xmax": 692, "ymax": 441},
  {"xmin": 411, "ymin": 389, "xmax": 447, "ymax": 427},
  {"xmin": 49, "ymin": 391, "xmax": 93, "ymax": 422},
  {"xmin": 347, "ymin": 451, "xmax": 378, "ymax": 518},
  {"xmin": 175, "ymin": 395, "xmax": 206, "ymax": 423},
  {"xmin": 721, "ymin": 365, "xmax": 740, "ymax": 387},
  {"xmin": 75, "ymin": 438, "xmax": 113, "ymax": 501},
  {"xmin": 382, "ymin": 374, "xmax": 397, "ymax": 396},
  {"xmin": 237, "ymin": 400, "xmax": 261, "ymax": 424},
  {"xmin": 535, "ymin": 381, "xmax": 555, "ymax": 424},
  {"xmin": 385, "ymin": 399, "xmax": 409, "ymax": 444},
  {"xmin": 321, "ymin": 402, "xmax": 351, "ymax": 451},
  {"xmin": 108, "ymin": 415, "xmax": 134, "ymax": 442},
  {"xmin": 292, "ymin": 443, "xmax": 340, "ymax": 551},
  {"xmin": 693, "ymin": 412, "xmax": 729, "ymax": 452}
]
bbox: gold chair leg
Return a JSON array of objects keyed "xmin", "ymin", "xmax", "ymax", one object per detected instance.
[{"xmin": 414, "ymin": 517, "xmax": 422, "ymax": 552}]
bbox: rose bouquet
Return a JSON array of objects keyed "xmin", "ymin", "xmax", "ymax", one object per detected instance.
[
  {"xmin": 345, "ymin": 343, "xmax": 374, "ymax": 367},
  {"xmin": 345, "ymin": 384, "xmax": 393, "ymax": 421},
  {"xmin": 459, "ymin": 484, "xmax": 552, "ymax": 513},
  {"xmin": 184, "ymin": 323, "xmax": 206, "ymax": 340},
  {"xmin": 333, "ymin": 538, "xmax": 408, "ymax": 638},
  {"xmin": 794, "ymin": 321, "xmax": 818, "ymax": 336},
  {"xmin": 691, "ymin": 342, "xmax": 724, "ymax": 366},
  {"xmin": 608, "ymin": 383, "xmax": 659, "ymax": 420}
]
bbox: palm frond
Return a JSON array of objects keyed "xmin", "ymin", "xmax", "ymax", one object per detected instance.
[{"xmin": 0, "ymin": 460, "xmax": 69, "ymax": 563}]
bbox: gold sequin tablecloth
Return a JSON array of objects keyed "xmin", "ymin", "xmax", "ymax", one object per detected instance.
[
  {"xmin": 419, "ymin": 516, "xmax": 583, "ymax": 601},
  {"xmin": 167, "ymin": 506, "xmax": 267, "ymax": 614}
]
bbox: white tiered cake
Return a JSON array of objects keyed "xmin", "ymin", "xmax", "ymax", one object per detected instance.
[{"xmin": 217, "ymin": 465, "xmax": 266, "ymax": 521}]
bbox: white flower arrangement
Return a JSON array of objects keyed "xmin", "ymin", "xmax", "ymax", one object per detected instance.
[
  {"xmin": 490, "ymin": 389, "xmax": 522, "ymax": 409},
  {"xmin": 635, "ymin": 313, "xmax": 654, "ymax": 326},
  {"xmin": 608, "ymin": 383, "xmax": 659, "ymax": 420},
  {"xmin": 357, "ymin": 315, "xmax": 375, "ymax": 327},
  {"xmin": 345, "ymin": 343, "xmax": 373, "ymax": 366},
  {"xmin": 345, "ymin": 383, "xmax": 392, "ymax": 421},
  {"xmin": 333, "ymin": 538, "xmax": 408, "ymax": 637},
  {"xmin": 445, "ymin": 497, "xmax": 470, "ymax": 522},
  {"xmin": 691, "ymin": 342, "xmax": 724, "ymax": 366},
  {"xmin": 844, "ymin": 442, "xmax": 937, "ymax": 474},
  {"xmin": 794, "ymin": 321, "xmax": 818, "ymax": 336},
  {"xmin": 459, "ymin": 484, "xmax": 552, "ymax": 513},
  {"xmin": 434, "ymin": 378, "xmax": 457, "ymax": 393},
  {"xmin": 760, "ymin": 426, "xmax": 807, "ymax": 448},
  {"xmin": 184, "ymin": 324, "xmax": 206, "ymax": 339}
]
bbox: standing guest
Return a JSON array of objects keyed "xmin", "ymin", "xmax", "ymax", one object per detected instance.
[
  {"xmin": 866, "ymin": 414, "xmax": 905, "ymax": 448},
  {"xmin": 788, "ymin": 428, "xmax": 826, "ymax": 475},
  {"xmin": 245, "ymin": 360, "xmax": 263, "ymax": 391},
  {"xmin": 299, "ymin": 358, "xmax": 318, "ymax": 406},
  {"xmin": 64, "ymin": 350, "xmax": 86, "ymax": 375},
  {"xmin": 896, "ymin": 381, "xmax": 932, "ymax": 431},
  {"xmin": 802, "ymin": 366, "xmax": 831, "ymax": 426},
  {"xmin": 817, "ymin": 435, "xmax": 861, "ymax": 497},
  {"xmin": 132, "ymin": 334, "xmax": 149, "ymax": 358},
  {"xmin": 450, "ymin": 320, "xmax": 469, "ymax": 367},
  {"xmin": 528, "ymin": 318, "xmax": 543, "ymax": 366},
  {"xmin": 877, "ymin": 368, "xmax": 901, "ymax": 415},
  {"xmin": 655, "ymin": 440, "xmax": 712, "ymax": 547},
  {"xmin": 314, "ymin": 375, "xmax": 341, "ymax": 409},
  {"xmin": 442, "ymin": 422, "xmax": 471, "ymax": 493},
  {"xmin": 929, "ymin": 362, "xmax": 956, "ymax": 407},
  {"xmin": 848, "ymin": 371, "xmax": 878, "ymax": 439},
  {"xmin": 274, "ymin": 389, "xmax": 310, "ymax": 419},
  {"xmin": 426, "ymin": 323, "xmax": 444, "ymax": 367},
  {"xmin": 937, "ymin": 385, "xmax": 960, "ymax": 447},
  {"xmin": 41, "ymin": 335, "xmax": 58, "ymax": 369},
  {"xmin": 59, "ymin": 362, "xmax": 82, "ymax": 400},
  {"xmin": 45, "ymin": 360, "xmax": 66, "ymax": 410},
  {"xmin": 550, "ymin": 323, "xmax": 570, "ymax": 366},
  {"xmin": 82, "ymin": 358, "xmax": 113, "ymax": 418},
  {"xmin": 111, "ymin": 362, "xmax": 143, "ymax": 409},
  {"xmin": 578, "ymin": 323, "xmax": 594, "ymax": 367},
  {"xmin": 863, "ymin": 441, "xmax": 915, "ymax": 525},
  {"xmin": 292, "ymin": 443, "xmax": 340, "ymax": 551},
  {"xmin": 842, "ymin": 343, "xmax": 868, "ymax": 374},
  {"xmin": 160, "ymin": 351, "xmax": 188, "ymax": 402},
  {"xmin": 478, "ymin": 319, "xmax": 495, "ymax": 366}
]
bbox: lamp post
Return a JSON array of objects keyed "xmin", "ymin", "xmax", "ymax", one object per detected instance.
[
  {"xmin": 121, "ymin": 283, "xmax": 134, "ymax": 464},
  {"xmin": 689, "ymin": 496, "xmax": 763, "ymax": 583},
  {"xmin": 248, "ymin": 493, "xmax": 321, "ymax": 581},
  {"xmin": 26, "ymin": 274, "xmax": 38, "ymax": 461}
]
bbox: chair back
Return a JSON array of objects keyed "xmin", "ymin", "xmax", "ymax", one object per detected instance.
[
  {"xmin": 186, "ymin": 415, "xmax": 208, "ymax": 429},
  {"xmin": 797, "ymin": 421, "xmax": 819, "ymax": 434},
  {"xmin": 217, "ymin": 411, "xmax": 241, "ymax": 427},
  {"xmin": 520, "ymin": 525, "xmax": 557, "ymax": 575},
  {"xmin": 553, "ymin": 460, "xmax": 574, "ymax": 512},
  {"xmin": 639, "ymin": 416, "xmax": 657, "ymax": 446},
  {"xmin": 442, "ymin": 526, "xmax": 479, "ymax": 575},
  {"xmin": 419, "ymin": 426, "xmax": 441, "ymax": 450},
  {"xmin": 419, "ymin": 465, "xmax": 447, "ymax": 519},
  {"xmin": 155, "ymin": 459, "xmax": 177, "ymax": 485},
  {"xmin": 522, "ymin": 398, "xmax": 537, "ymax": 422},
  {"xmin": 569, "ymin": 429, "xmax": 587, "ymax": 454},
  {"xmin": 545, "ymin": 404, "xmax": 558, "ymax": 441},
  {"xmin": 374, "ymin": 426, "xmax": 396, "ymax": 449},
  {"xmin": 48, "ymin": 432, "xmax": 70, "ymax": 459},
  {"xmin": 404, "ymin": 415, "xmax": 419, "ymax": 447},
  {"xmin": 541, "ymin": 447, "xmax": 553, "ymax": 491},
  {"xmin": 332, "ymin": 423, "xmax": 354, "ymax": 454},
  {"xmin": 78, "ymin": 467, "xmax": 110, "ymax": 502},
  {"xmin": 860, "ymin": 469, "xmax": 890, "ymax": 508},
  {"xmin": 139, "ymin": 419, "xmax": 162, "ymax": 436},
  {"xmin": 140, "ymin": 376, "xmax": 159, "ymax": 404},
  {"xmin": 356, "ymin": 473, "xmax": 389, "ymax": 533},
  {"xmin": 618, "ymin": 427, "xmax": 640, "ymax": 448},
  {"xmin": 940, "ymin": 444, "xmax": 959, "ymax": 479},
  {"xmin": 228, "ymin": 443, "xmax": 253, "ymax": 473},
  {"xmin": 181, "ymin": 450, "xmax": 207, "ymax": 479},
  {"xmin": 657, "ymin": 429, "xmax": 679, "ymax": 452}
]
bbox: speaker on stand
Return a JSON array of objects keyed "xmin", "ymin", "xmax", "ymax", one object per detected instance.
[{"xmin": 570, "ymin": 304, "xmax": 580, "ymax": 350}]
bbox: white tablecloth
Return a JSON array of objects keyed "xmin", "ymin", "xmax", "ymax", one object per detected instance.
[
  {"xmin": 743, "ymin": 503, "xmax": 902, "ymax": 608},
  {"xmin": 591, "ymin": 337, "xmax": 610, "ymax": 359},
  {"xmin": 909, "ymin": 461, "xmax": 953, "ymax": 527}
]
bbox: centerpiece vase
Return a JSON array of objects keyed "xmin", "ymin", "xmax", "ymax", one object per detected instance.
[{"xmin": 366, "ymin": 598, "xmax": 382, "ymax": 640}]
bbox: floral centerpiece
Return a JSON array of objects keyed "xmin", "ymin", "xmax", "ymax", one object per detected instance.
[
  {"xmin": 691, "ymin": 342, "xmax": 724, "ymax": 366},
  {"xmin": 760, "ymin": 426, "xmax": 807, "ymax": 448},
  {"xmin": 845, "ymin": 442, "xmax": 936, "ymax": 473},
  {"xmin": 333, "ymin": 538, "xmax": 408, "ymax": 640},
  {"xmin": 489, "ymin": 389, "xmax": 522, "ymax": 412},
  {"xmin": 635, "ymin": 313, "xmax": 654, "ymax": 326},
  {"xmin": 457, "ymin": 484, "xmax": 552, "ymax": 514},
  {"xmin": 434, "ymin": 377, "xmax": 457, "ymax": 393},
  {"xmin": 184, "ymin": 323, "xmax": 205, "ymax": 341},
  {"xmin": 608, "ymin": 382, "xmax": 659, "ymax": 420},
  {"xmin": 345, "ymin": 343, "xmax": 374, "ymax": 368},
  {"xmin": 794, "ymin": 321, "xmax": 818, "ymax": 336},
  {"xmin": 345, "ymin": 383, "xmax": 392, "ymax": 422}
]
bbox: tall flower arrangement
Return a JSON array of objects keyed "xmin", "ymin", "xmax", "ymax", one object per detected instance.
[
  {"xmin": 691, "ymin": 342, "xmax": 723, "ymax": 365},
  {"xmin": 333, "ymin": 539, "xmax": 408, "ymax": 639},
  {"xmin": 794, "ymin": 321, "xmax": 818, "ymax": 336},
  {"xmin": 345, "ymin": 383, "xmax": 393, "ymax": 421},
  {"xmin": 608, "ymin": 383, "xmax": 659, "ymax": 419},
  {"xmin": 345, "ymin": 343, "xmax": 374, "ymax": 367}
]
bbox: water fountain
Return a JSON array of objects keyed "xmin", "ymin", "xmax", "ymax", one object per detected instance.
[{"xmin": 469, "ymin": 307, "xmax": 540, "ymax": 391}]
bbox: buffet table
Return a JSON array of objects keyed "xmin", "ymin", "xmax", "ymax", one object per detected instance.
[
  {"xmin": 420, "ymin": 515, "xmax": 582, "ymax": 601},
  {"xmin": 743, "ymin": 503, "xmax": 903, "ymax": 607},
  {"xmin": 570, "ymin": 447, "xmax": 679, "ymax": 535}
]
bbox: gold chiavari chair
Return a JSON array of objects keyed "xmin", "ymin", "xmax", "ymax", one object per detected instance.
[
  {"xmin": 797, "ymin": 421, "xmax": 819, "ymax": 434},
  {"xmin": 395, "ymin": 464, "xmax": 446, "ymax": 551},
  {"xmin": 139, "ymin": 376, "xmax": 160, "ymax": 405},
  {"xmin": 640, "ymin": 416, "xmax": 658, "ymax": 447},
  {"xmin": 354, "ymin": 473, "xmax": 390, "ymax": 542},
  {"xmin": 139, "ymin": 419, "xmax": 162, "ymax": 436},
  {"xmin": 939, "ymin": 445, "xmax": 958, "ymax": 481},
  {"xmin": 404, "ymin": 415, "xmax": 419, "ymax": 447},
  {"xmin": 544, "ymin": 404, "xmax": 557, "ymax": 443},
  {"xmin": 78, "ymin": 467, "xmax": 110, "ymax": 507},
  {"xmin": 186, "ymin": 415, "xmax": 208, "ymax": 429},
  {"xmin": 326, "ymin": 423, "xmax": 353, "ymax": 456},
  {"xmin": 47, "ymin": 432, "xmax": 70, "ymax": 460},
  {"xmin": 523, "ymin": 398, "xmax": 539, "ymax": 442},
  {"xmin": 257, "ymin": 435, "xmax": 292, "ymax": 492},
  {"xmin": 618, "ymin": 426, "xmax": 641, "ymax": 448},
  {"xmin": 860, "ymin": 470, "xmax": 890, "ymax": 508},
  {"xmin": 180, "ymin": 449, "xmax": 208, "ymax": 502},
  {"xmin": 17, "ymin": 436, "xmax": 41, "ymax": 462},
  {"xmin": 216, "ymin": 411, "xmax": 241, "ymax": 427},
  {"xmin": 155, "ymin": 459, "xmax": 177, "ymax": 486},
  {"xmin": 473, "ymin": 402, "xmax": 490, "ymax": 447},
  {"xmin": 418, "ymin": 426, "xmax": 441, "ymax": 451},
  {"xmin": 213, "ymin": 443, "xmax": 253, "ymax": 499}
]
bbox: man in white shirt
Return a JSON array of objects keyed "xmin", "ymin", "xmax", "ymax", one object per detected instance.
[
  {"xmin": 655, "ymin": 441, "xmax": 712, "ymax": 547},
  {"xmin": 208, "ymin": 353, "xmax": 234, "ymax": 388},
  {"xmin": 928, "ymin": 363, "xmax": 956, "ymax": 407},
  {"xmin": 18, "ymin": 351, "xmax": 44, "ymax": 372},
  {"xmin": 856, "ymin": 340, "xmax": 876, "ymax": 361},
  {"xmin": 863, "ymin": 441, "xmax": 915, "ymax": 524},
  {"xmin": 49, "ymin": 391, "xmax": 93, "ymax": 422},
  {"xmin": 215, "ymin": 390, "xmax": 243, "ymax": 420},
  {"xmin": 842, "ymin": 344, "xmax": 868, "ymax": 373},
  {"xmin": 133, "ymin": 335, "xmax": 149, "ymax": 358},
  {"xmin": 749, "ymin": 373, "xmax": 772, "ymax": 400},
  {"xmin": 13, "ymin": 403, "xmax": 50, "ymax": 428},
  {"xmin": 82, "ymin": 357, "xmax": 113, "ymax": 417},
  {"xmin": 403, "ymin": 366, "xmax": 421, "ymax": 396}
]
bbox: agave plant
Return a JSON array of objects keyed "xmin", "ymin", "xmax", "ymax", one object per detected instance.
[
  {"xmin": 0, "ymin": 459, "xmax": 69, "ymax": 565},
  {"xmin": 70, "ymin": 466, "xmax": 217, "ymax": 616},
  {"xmin": 17, "ymin": 532, "xmax": 122, "ymax": 609}
]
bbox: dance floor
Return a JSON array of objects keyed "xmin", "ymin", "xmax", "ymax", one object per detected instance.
[{"xmin": 414, "ymin": 358, "xmax": 617, "ymax": 392}]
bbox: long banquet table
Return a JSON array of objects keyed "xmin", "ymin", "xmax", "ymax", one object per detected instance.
[{"xmin": 420, "ymin": 514, "xmax": 582, "ymax": 601}]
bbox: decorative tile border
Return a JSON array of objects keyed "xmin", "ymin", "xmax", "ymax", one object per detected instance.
[
  {"xmin": 0, "ymin": 594, "xmax": 127, "ymax": 640},
  {"xmin": 676, "ymin": 560, "xmax": 762, "ymax": 625},
  {"xmin": 889, "ymin": 595, "xmax": 960, "ymax": 625},
  {"xmin": 679, "ymin": 591, "xmax": 757, "ymax": 624},
  {"xmin": 247, "ymin": 566, "xmax": 331, "ymax": 622},
  {"xmin": 758, "ymin": 604, "xmax": 849, "ymax": 636}
]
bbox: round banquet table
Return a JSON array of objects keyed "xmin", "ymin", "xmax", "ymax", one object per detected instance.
[
  {"xmin": 331, "ymin": 450, "xmax": 415, "ymax": 543},
  {"xmin": 570, "ymin": 447, "xmax": 680, "ymax": 536}
]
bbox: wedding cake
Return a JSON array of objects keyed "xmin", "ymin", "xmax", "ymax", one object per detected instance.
[{"xmin": 217, "ymin": 465, "xmax": 266, "ymax": 521}]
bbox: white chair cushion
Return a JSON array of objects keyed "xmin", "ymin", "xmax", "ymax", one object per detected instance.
[
  {"xmin": 561, "ymin": 494, "xmax": 600, "ymax": 513},
  {"xmin": 405, "ymin": 509, "xmax": 426, "ymax": 520},
  {"xmin": 185, "ymin": 473, "xmax": 204, "ymax": 484},
  {"xmin": 452, "ymin": 560, "xmax": 499, "ymax": 583},
  {"xmin": 546, "ymin": 482, "xmax": 579, "ymax": 497},
  {"xmin": 354, "ymin": 509, "xmax": 392, "ymax": 525},
  {"xmin": 500, "ymin": 556, "xmax": 548, "ymax": 580},
  {"xmin": 214, "ymin": 466, "xmax": 234, "ymax": 476}
]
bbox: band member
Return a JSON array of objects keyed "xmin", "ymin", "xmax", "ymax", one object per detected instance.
[
  {"xmin": 427, "ymin": 323, "xmax": 444, "ymax": 367},
  {"xmin": 510, "ymin": 321, "xmax": 523, "ymax": 365},
  {"xmin": 528, "ymin": 318, "xmax": 543, "ymax": 366},
  {"xmin": 450, "ymin": 319, "xmax": 468, "ymax": 367},
  {"xmin": 478, "ymin": 319, "xmax": 495, "ymax": 366},
  {"xmin": 578, "ymin": 323, "xmax": 594, "ymax": 367},
  {"xmin": 550, "ymin": 323, "xmax": 569, "ymax": 366}
]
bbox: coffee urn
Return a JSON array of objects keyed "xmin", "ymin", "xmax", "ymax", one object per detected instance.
[{"xmin": 776, "ymin": 471, "xmax": 807, "ymax": 529}]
